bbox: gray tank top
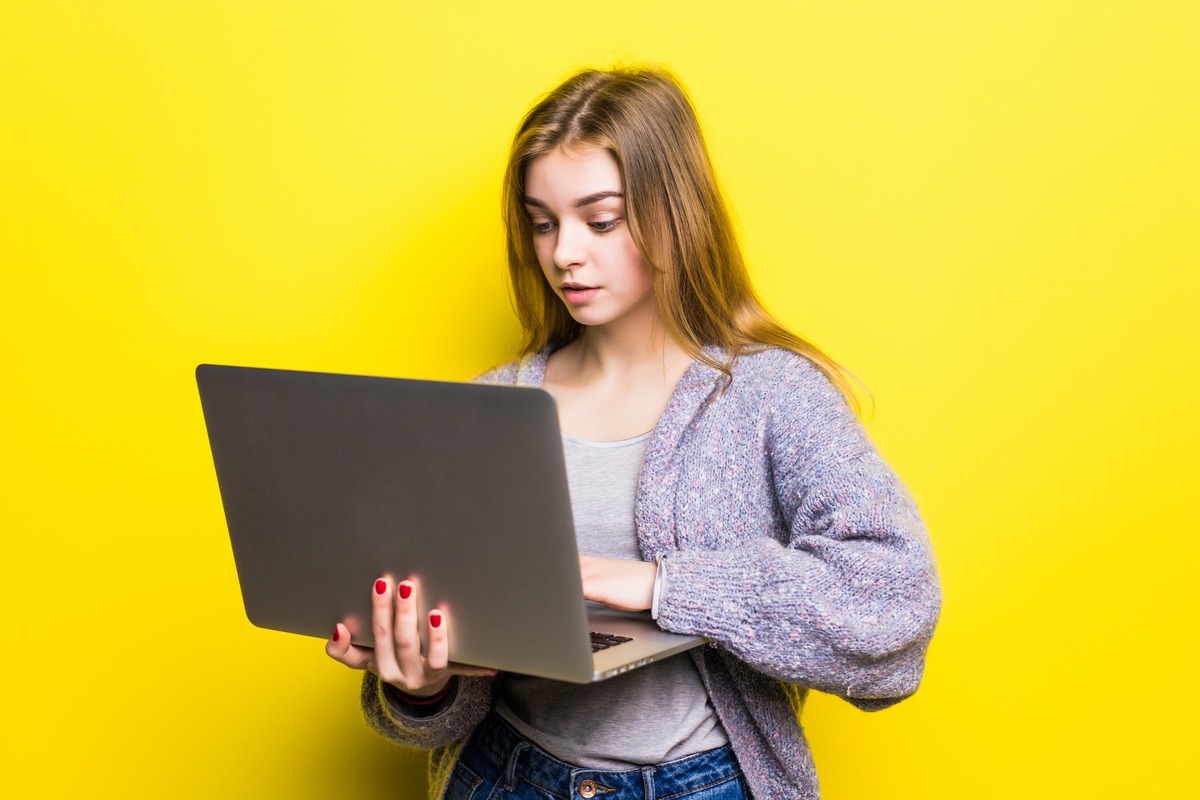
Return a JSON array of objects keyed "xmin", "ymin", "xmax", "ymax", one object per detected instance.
[{"xmin": 493, "ymin": 431, "xmax": 728, "ymax": 768}]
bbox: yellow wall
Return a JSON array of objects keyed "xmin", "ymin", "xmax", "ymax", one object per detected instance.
[{"xmin": 2, "ymin": 1, "xmax": 1196, "ymax": 797}]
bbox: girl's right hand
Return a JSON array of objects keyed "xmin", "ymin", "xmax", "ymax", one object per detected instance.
[{"xmin": 325, "ymin": 577, "xmax": 496, "ymax": 697}]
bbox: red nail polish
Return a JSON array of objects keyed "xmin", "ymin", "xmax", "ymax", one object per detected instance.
[
  {"xmin": 332, "ymin": 626, "xmax": 340, "ymax": 642},
  {"xmin": 430, "ymin": 611, "xmax": 443, "ymax": 629},
  {"xmin": 375, "ymin": 579, "xmax": 387, "ymax": 595},
  {"xmin": 399, "ymin": 582, "xmax": 413, "ymax": 600}
]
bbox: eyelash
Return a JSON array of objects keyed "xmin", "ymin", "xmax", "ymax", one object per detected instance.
[{"xmin": 529, "ymin": 219, "xmax": 623, "ymax": 236}]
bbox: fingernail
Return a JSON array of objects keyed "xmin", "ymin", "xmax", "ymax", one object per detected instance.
[
  {"xmin": 374, "ymin": 579, "xmax": 387, "ymax": 595},
  {"xmin": 399, "ymin": 582, "xmax": 413, "ymax": 600},
  {"xmin": 430, "ymin": 611, "xmax": 443, "ymax": 629},
  {"xmin": 332, "ymin": 626, "xmax": 340, "ymax": 642}
]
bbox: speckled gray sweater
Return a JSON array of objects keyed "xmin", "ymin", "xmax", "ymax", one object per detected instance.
[{"xmin": 360, "ymin": 346, "xmax": 941, "ymax": 799}]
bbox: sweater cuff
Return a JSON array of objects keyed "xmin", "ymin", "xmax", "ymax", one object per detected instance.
[
  {"xmin": 656, "ymin": 546, "xmax": 763, "ymax": 640},
  {"xmin": 378, "ymin": 676, "xmax": 461, "ymax": 721}
]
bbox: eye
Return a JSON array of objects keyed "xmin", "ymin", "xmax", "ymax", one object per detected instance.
[
  {"xmin": 530, "ymin": 220, "xmax": 557, "ymax": 235},
  {"xmin": 589, "ymin": 219, "xmax": 622, "ymax": 234}
]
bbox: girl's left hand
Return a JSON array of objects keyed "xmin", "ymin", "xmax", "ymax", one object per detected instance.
[{"xmin": 578, "ymin": 555, "xmax": 656, "ymax": 612}]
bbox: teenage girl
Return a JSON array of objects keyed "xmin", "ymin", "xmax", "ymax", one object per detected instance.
[{"xmin": 326, "ymin": 66, "xmax": 941, "ymax": 800}]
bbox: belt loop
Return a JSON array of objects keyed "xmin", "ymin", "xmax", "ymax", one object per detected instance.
[
  {"xmin": 641, "ymin": 765, "xmax": 655, "ymax": 800},
  {"xmin": 503, "ymin": 740, "xmax": 529, "ymax": 792}
]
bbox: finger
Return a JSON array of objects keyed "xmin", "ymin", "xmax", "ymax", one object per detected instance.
[
  {"xmin": 426, "ymin": 609, "xmax": 448, "ymax": 671},
  {"xmin": 447, "ymin": 662, "xmax": 498, "ymax": 678},
  {"xmin": 393, "ymin": 579, "xmax": 423, "ymax": 678},
  {"xmin": 326, "ymin": 623, "xmax": 375, "ymax": 671},
  {"xmin": 369, "ymin": 577, "xmax": 404, "ymax": 684}
]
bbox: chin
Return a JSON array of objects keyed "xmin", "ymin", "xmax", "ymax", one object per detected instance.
[{"xmin": 564, "ymin": 306, "xmax": 606, "ymax": 326}]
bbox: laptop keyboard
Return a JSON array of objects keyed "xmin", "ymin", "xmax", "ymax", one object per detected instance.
[{"xmin": 590, "ymin": 631, "xmax": 633, "ymax": 652}]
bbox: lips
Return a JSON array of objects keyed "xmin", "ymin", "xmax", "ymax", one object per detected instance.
[{"xmin": 561, "ymin": 283, "xmax": 599, "ymax": 304}]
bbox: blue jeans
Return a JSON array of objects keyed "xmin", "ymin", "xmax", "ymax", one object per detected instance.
[
  {"xmin": 448, "ymin": 714, "xmax": 748, "ymax": 800},
  {"xmin": 445, "ymin": 713, "xmax": 750, "ymax": 800}
]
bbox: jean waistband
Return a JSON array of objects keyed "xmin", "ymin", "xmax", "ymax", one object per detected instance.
[{"xmin": 462, "ymin": 712, "xmax": 742, "ymax": 799}]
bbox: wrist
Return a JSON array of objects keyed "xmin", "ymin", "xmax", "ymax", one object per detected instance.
[
  {"xmin": 391, "ymin": 675, "xmax": 455, "ymax": 703},
  {"xmin": 378, "ymin": 675, "xmax": 460, "ymax": 721},
  {"xmin": 651, "ymin": 553, "xmax": 666, "ymax": 620}
]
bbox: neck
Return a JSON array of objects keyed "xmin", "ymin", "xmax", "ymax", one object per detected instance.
[{"xmin": 569, "ymin": 320, "xmax": 690, "ymax": 383}]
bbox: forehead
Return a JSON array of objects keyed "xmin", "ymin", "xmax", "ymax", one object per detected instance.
[{"xmin": 525, "ymin": 145, "xmax": 623, "ymax": 201}]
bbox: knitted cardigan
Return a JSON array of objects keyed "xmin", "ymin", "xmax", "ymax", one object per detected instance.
[{"xmin": 360, "ymin": 346, "xmax": 941, "ymax": 799}]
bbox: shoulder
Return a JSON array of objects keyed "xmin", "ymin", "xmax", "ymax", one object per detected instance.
[
  {"xmin": 716, "ymin": 348, "xmax": 867, "ymax": 461},
  {"xmin": 725, "ymin": 348, "xmax": 850, "ymax": 413},
  {"xmin": 472, "ymin": 347, "xmax": 552, "ymax": 386},
  {"xmin": 473, "ymin": 360, "xmax": 522, "ymax": 385}
]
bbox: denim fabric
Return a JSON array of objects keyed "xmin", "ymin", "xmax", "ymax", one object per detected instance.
[{"xmin": 445, "ymin": 713, "xmax": 749, "ymax": 800}]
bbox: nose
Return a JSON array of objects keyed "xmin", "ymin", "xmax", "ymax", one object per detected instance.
[{"xmin": 553, "ymin": 220, "xmax": 586, "ymax": 271}]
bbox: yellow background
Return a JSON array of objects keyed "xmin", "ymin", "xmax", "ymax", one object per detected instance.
[{"xmin": 2, "ymin": 1, "xmax": 1197, "ymax": 797}]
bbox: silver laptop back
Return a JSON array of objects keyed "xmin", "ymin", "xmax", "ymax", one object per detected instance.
[{"xmin": 197, "ymin": 364, "xmax": 596, "ymax": 683}]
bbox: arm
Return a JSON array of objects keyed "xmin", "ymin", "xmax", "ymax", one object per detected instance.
[{"xmin": 656, "ymin": 356, "xmax": 941, "ymax": 708}]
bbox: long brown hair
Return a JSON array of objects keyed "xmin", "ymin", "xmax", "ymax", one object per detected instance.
[{"xmin": 502, "ymin": 66, "xmax": 861, "ymax": 411}]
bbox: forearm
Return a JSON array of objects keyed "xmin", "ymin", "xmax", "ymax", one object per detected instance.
[{"xmin": 656, "ymin": 513, "xmax": 940, "ymax": 701}]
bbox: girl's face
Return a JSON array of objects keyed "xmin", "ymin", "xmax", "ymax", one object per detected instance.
[{"xmin": 524, "ymin": 146, "xmax": 656, "ymax": 334}]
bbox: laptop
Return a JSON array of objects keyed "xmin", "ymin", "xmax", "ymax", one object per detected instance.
[{"xmin": 196, "ymin": 364, "xmax": 707, "ymax": 683}]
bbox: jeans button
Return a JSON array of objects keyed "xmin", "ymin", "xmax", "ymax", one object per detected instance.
[{"xmin": 579, "ymin": 779, "xmax": 598, "ymax": 798}]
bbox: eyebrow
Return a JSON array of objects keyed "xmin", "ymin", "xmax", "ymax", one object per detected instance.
[{"xmin": 523, "ymin": 191, "xmax": 624, "ymax": 209}]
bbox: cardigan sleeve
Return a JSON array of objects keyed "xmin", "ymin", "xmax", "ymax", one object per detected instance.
[
  {"xmin": 360, "ymin": 672, "xmax": 497, "ymax": 750},
  {"xmin": 655, "ymin": 354, "xmax": 941, "ymax": 709}
]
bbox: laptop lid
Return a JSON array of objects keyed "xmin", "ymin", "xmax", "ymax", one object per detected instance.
[
  {"xmin": 197, "ymin": 364, "xmax": 709, "ymax": 684},
  {"xmin": 197, "ymin": 363, "xmax": 602, "ymax": 682}
]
